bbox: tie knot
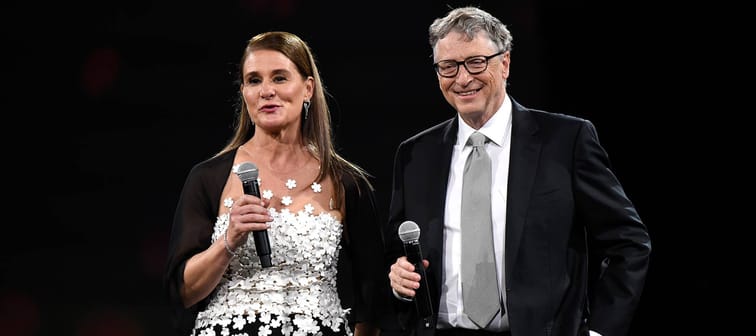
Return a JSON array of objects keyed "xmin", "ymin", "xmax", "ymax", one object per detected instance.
[{"xmin": 467, "ymin": 131, "xmax": 487, "ymax": 147}]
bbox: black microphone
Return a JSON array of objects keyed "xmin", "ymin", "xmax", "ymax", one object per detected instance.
[
  {"xmin": 398, "ymin": 220, "xmax": 433, "ymax": 319},
  {"xmin": 235, "ymin": 162, "xmax": 272, "ymax": 268}
]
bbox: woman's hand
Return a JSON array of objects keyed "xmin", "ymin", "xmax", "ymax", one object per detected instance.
[{"xmin": 226, "ymin": 195, "xmax": 272, "ymax": 250}]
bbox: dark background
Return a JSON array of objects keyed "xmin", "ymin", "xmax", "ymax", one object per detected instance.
[{"xmin": 2, "ymin": 0, "xmax": 727, "ymax": 335}]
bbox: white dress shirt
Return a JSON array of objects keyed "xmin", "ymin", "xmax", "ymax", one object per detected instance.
[{"xmin": 437, "ymin": 95, "xmax": 512, "ymax": 331}]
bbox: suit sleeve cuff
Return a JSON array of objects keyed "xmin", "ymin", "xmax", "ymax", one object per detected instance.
[{"xmin": 392, "ymin": 288, "xmax": 414, "ymax": 302}]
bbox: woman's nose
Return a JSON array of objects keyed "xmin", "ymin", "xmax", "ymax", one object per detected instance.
[{"xmin": 259, "ymin": 83, "xmax": 275, "ymax": 99}]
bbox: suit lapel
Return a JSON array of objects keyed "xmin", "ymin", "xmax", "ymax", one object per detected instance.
[
  {"xmin": 505, "ymin": 100, "xmax": 541, "ymax": 289},
  {"xmin": 428, "ymin": 119, "xmax": 457, "ymax": 293}
]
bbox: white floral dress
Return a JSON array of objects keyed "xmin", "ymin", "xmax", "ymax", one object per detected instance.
[{"xmin": 192, "ymin": 200, "xmax": 351, "ymax": 336}]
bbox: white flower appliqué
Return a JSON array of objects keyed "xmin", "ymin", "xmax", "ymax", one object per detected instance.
[
  {"xmin": 311, "ymin": 182, "xmax": 322, "ymax": 193},
  {"xmin": 234, "ymin": 175, "xmax": 328, "ymax": 217},
  {"xmin": 262, "ymin": 189, "xmax": 274, "ymax": 200},
  {"xmin": 286, "ymin": 179, "xmax": 297, "ymax": 189},
  {"xmin": 224, "ymin": 197, "xmax": 234, "ymax": 208}
]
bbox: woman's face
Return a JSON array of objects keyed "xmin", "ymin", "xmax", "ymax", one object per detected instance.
[{"xmin": 241, "ymin": 49, "xmax": 312, "ymax": 133}]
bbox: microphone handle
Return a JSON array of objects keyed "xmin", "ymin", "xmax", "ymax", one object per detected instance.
[
  {"xmin": 404, "ymin": 241, "xmax": 433, "ymax": 318},
  {"xmin": 242, "ymin": 179, "xmax": 273, "ymax": 268}
]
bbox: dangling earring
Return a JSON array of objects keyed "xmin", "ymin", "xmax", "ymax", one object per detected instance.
[{"xmin": 302, "ymin": 100, "xmax": 311, "ymax": 120}]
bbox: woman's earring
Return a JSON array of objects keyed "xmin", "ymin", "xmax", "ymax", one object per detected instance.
[{"xmin": 303, "ymin": 100, "xmax": 311, "ymax": 120}]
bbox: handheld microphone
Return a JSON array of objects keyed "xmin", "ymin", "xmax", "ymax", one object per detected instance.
[
  {"xmin": 235, "ymin": 162, "xmax": 272, "ymax": 268},
  {"xmin": 398, "ymin": 220, "xmax": 433, "ymax": 318}
]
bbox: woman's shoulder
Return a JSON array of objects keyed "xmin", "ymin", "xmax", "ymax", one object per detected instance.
[
  {"xmin": 189, "ymin": 150, "xmax": 236, "ymax": 176},
  {"xmin": 181, "ymin": 149, "xmax": 237, "ymax": 193},
  {"xmin": 338, "ymin": 164, "xmax": 373, "ymax": 196}
]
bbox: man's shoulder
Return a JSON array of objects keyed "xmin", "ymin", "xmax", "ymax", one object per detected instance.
[
  {"xmin": 526, "ymin": 107, "xmax": 588, "ymax": 125},
  {"xmin": 513, "ymin": 97, "xmax": 590, "ymax": 126},
  {"xmin": 401, "ymin": 118, "xmax": 455, "ymax": 145},
  {"xmin": 520, "ymin": 108, "xmax": 594, "ymax": 135}
]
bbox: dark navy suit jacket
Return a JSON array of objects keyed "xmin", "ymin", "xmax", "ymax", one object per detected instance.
[{"xmin": 381, "ymin": 98, "xmax": 651, "ymax": 336}]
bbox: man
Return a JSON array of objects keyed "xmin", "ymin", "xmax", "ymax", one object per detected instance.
[{"xmin": 383, "ymin": 6, "xmax": 651, "ymax": 336}]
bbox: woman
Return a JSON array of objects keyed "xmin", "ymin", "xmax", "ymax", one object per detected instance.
[{"xmin": 165, "ymin": 31, "xmax": 383, "ymax": 336}]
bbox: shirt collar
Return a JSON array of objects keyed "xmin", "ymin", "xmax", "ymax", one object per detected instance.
[{"xmin": 456, "ymin": 95, "xmax": 512, "ymax": 147}]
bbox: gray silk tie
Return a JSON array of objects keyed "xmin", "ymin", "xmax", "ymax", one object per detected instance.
[{"xmin": 461, "ymin": 131, "xmax": 500, "ymax": 328}]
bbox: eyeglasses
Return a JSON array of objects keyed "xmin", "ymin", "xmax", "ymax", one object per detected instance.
[{"xmin": 433, "ymin": 51, "xmax": 505, "ymax": 78}]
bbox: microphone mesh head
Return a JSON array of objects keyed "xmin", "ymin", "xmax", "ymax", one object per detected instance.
[
  {"xmin": 235, "ymin": 162, "xmax": 259, "ymax": 182},
  {"xmin": 398, "ymin": 221, "xmax": 420, "ymax": 243}
]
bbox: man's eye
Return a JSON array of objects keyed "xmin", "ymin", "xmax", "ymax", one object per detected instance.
[
  {"xmin": 438, "ymin": 62, "xmax": 456, "ymax": 70},
  {"xmin": 467, "ymin": 58, "xmax": 486, "ymax": 66}
]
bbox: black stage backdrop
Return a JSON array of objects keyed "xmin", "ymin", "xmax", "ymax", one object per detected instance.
[{"xmin": 2, "ymin": 0, "xmax": 726, "ymax": 335}]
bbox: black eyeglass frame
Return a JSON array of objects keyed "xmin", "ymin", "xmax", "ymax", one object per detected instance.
[{"xmin": 433, "ymin": 51, "xmax": 506, "ymax": 78}]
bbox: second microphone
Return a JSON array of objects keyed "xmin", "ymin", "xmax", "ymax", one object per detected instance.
[{"xmin": 398, "ymin": 220, "xmax": 433, "ymax": 319}]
